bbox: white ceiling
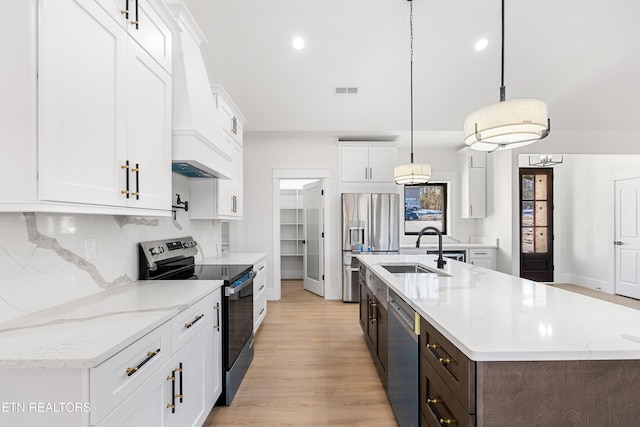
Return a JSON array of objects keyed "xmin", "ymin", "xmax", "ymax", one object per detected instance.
[{"xmin": 186, "ymin": 0, "xmax": 640, "ymax": 148}]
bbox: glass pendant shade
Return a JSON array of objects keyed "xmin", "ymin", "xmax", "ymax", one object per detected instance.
[
  {"xmin": 394, "ymin": 162, "xmax": 431, "ymax": 185},
  {"xmin": 464, "ymin": 98, "xmax": 550, "ymax": 151}
]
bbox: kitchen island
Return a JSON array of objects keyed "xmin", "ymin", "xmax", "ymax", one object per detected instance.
[{"xmin": 357, "ymin": 254, "xmax": 640, "ymax": 427}]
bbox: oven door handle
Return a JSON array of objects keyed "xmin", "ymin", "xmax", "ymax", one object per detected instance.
[{"xmin": 227, "ymin": 271, "xmax": 257, "ymax": 295}]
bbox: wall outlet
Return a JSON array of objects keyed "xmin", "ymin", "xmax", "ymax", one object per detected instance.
[{"xmin": 85, "ymin": 239, "xmax": 97, "ymax": 261}]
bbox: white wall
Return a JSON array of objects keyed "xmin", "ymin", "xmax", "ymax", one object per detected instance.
[
  {"xmin": 0, "ymin": 175, "xmax": 223, "ymax": 324},
  {"xmin": 553, "ymin": 155, "xmax": 640, "ymax": 292},
  {"xmin": 476, "ymin": 150, "xmax": 516, "ymax": 274},
  {"xmin": 478, "ymin": 129, "xmax": 640, "ymax": 290},
  {"xmin": 234, "ymin": 137, "xmax": 341, "ymax": 299}
]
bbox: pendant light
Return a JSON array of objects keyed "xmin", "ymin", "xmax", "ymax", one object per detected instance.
[
  {"xmin": 464, "ymin": 0, "xmax": 550, "ymax": 152},
  {"xmin": 394, "ymin": 0, "xmax": 431, "ymax": 185}
]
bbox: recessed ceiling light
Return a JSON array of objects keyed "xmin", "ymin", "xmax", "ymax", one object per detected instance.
[
  {"xmin": 475, "ymin": 38, "xmax": 488, "ymax": 51},
  {"xmin": 292, "ymin": 37, "xmax": 305, "ymax": 50}
]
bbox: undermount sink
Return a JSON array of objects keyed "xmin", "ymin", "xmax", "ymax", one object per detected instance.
[{"xmin": 380, "ymin": 263, "xmax": 451, "ymax": 277}]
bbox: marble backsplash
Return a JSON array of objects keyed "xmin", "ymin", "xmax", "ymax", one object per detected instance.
[{"xmin": 0, "ymin": 175, "xmax": 222, "ymax": 324}]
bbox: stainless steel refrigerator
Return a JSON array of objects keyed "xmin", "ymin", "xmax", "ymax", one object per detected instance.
[{"xmin": 342, "ymin": 193, "xmax": 399, "ymax": 302}]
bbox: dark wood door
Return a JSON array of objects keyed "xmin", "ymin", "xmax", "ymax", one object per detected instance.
[{"xmin": 519, "ymin": 168, "xmax": 554, "ymax": 281}]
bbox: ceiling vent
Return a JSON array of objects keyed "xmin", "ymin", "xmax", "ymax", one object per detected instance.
[{"xmin": 335, "ymin": 87, "xmax": 358, "ymax": 95}]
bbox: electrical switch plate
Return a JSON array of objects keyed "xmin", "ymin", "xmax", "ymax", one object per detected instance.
[{"xmin": 85, "ymin": 239, "xmax": 97, "ymax": 261}]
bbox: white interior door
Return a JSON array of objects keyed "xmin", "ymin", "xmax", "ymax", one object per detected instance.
[
  {"xmin": 303, "ymin": 180, "xmax": 324, "ymax": 296},
  {"xmin": 615, "ymin": 178, "xmax": 640, "ymax": 299}
]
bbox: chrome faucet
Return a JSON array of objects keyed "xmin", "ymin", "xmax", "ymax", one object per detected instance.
[{"xmin": 416, "ymin": 226, "xmax": 447, "ymax": 269}]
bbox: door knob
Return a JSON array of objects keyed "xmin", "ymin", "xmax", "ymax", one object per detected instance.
[{"xmin": 614, "ymin": 241, "xmax": 624, "ymax": 245}]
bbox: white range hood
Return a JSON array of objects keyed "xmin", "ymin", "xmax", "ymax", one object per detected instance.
[{"xmin": 168, "ymin": 2, "xmax": 232, "ymax": 179}]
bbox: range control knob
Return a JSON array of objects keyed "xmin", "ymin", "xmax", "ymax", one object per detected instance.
[{"xmin": 149, "ymin": 247, "xmax": 158, "ymax": 256}]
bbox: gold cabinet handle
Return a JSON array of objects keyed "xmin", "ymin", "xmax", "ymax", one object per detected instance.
[
  {"xmin": 121, "ymin": 9, "xmax": 129, "ymax": 15},
  {"xmin": 131, "ymin": 21, "xmax": 139, "ymax": 25},
  {"xmin": 126, "ymin": 348, "xmax": 160, "ymax": 376},
  {"xmin": 426, "ymin": 396, "xmax": 457, "ymax": 426},
  {"xmin": 184, "ymin": 314, "xmax": 204, "ymax": 329},
  {"xmin": 426, "ymin": 342, "xmax": 454, "ymax": 366},
  {"xmin": 167, "ymin": 367, "xmax": 176, "ymax": 413},
  {"xmin": 121, "ymin": 161, "xmax": 130, "ymax": 198}
]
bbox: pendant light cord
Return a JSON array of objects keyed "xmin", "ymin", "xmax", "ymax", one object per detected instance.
[
  {"xmin": 409, "ymin": 0, "xmax": 414, "ymax": 163},
  {"xmin": 500, "ymin": 0, "xmax": 506, "ymax": 101}
]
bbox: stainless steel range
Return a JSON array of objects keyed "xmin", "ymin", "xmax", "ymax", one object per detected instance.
[{"xmin": 138, "ymin": 236, "xmax": 255, "ymax": 406}]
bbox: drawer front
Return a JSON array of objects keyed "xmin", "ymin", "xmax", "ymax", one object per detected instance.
[
  {"xmin": 420, "ymin": 355, "xmax": 475, "ymax": 427},
  {"xmin": 468, "ymin": 248, "xmax": 495, "ymax": 258},
  {"xmin": 171, "ymin": 293, "xmax": 214, "ymax": 352},
  {"xmin": 90, "ymin": 322, "xmax": 171, "ymax": 425},
  {"xmin": 420, "ymin": 317, "xmax": 476, "ymax": 413},
  {"xmin": 255, "ymin": 258, "xmax": 267, "ymax": 290},
  {"xmin": 254, "ymin": 291, "xmax": 267, "ymax": 331}
]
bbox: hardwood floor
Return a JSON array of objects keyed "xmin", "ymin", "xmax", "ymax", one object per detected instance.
[
  {"xmin": 549, "ymin": 283, "xmax": 640, "ymax": 311},
  {"xmin": 204, "ymin": 280, "xmax": 398, "ymax": 427}
]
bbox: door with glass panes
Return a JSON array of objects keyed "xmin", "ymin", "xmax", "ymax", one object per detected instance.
[{"xmin": 519, "ymin": 168, "xmax": 554, "ymax": 281}]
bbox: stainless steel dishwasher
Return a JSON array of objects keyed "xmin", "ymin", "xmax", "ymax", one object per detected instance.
[{"xmin": 387, "ymin": 288, "xmax": 418, "ymax": 427}]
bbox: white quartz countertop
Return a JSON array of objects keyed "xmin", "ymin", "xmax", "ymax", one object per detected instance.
[
  {"xmin": 0, "ymin": 280, "xmax": 223, "ymax": 369},
  {"xmin": 356, "ymin": 254, "xmax": 640, "ymax": 362},
  {"xmin": 200, "ymin": 252, "xmax": 267, "ymax": 266}
]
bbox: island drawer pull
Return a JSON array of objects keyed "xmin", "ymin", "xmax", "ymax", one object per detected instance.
[
  {"xmin": 126, "ymin": 348, "xmax": 160, "ymax": 376},
  {"xmin": 427, "ymin": 343, "xmax": 454, "ymax": 366},
  {"xmin": 184, "ymin": 314, "xmax": 204, "ymax": 329},
  {"xmin": 426, "ymin": 396, "xmax": 457, "ymax": 426}
]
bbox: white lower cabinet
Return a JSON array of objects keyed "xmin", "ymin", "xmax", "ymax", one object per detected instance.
[
  {"xmin": 253, "ymin": 257, "xmax": 268, "ymax": 333},
  {"xmin": 97, "ymin": 290, "xmax": 221, "ymax": 427},
  {"xmin": 468, "ymin": 248, "xmax": 497, "ymax": 270},
  {"xmin": 0, "ymin": 288, "xmax": 222, "ymax": 427},
  {"xmin": 97, "ymin": 327, "xmax": 210, "ymax": 427}
]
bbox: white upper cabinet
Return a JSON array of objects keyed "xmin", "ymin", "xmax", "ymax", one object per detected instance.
[
  {"xmin": 217, "ymin": 96, "xmax": 244, "ymax": 146},
  {"xmin": 38, "ymin": 0, "xmax": 129, "ymax": 208},
  {"xmin": 95, "ymin": 0, "xmax": 173, "ymax": 73},
  {"xmin": 459, "ymin": 148, "xmax": 487, "ymax": 169},
  {"xmin": 125, "ymin": 40, "xmax": 172, "ymax": 210},
  {"xmin": 188, "ymin": 86, "xmax": 246, "ymax": 220},
  {"xmin": 458, "ymin": 147, "xmax": 486, "ymax": 219},
  {"xmin": 1, "ymin": 0, "xmax": 177, "ymax": 215},
  {"xmin": 339, "ymin": 143, "xmax": 398, "ymax": 183}
]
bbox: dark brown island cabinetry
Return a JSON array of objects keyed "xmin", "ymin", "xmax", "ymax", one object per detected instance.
[
  {"xmin": 418, "ymin": 315, "xmax": 640, "ymax": 427},
  {"xmin": 358, "ymin": 266, "xmax": 388, "ymax": 390}
]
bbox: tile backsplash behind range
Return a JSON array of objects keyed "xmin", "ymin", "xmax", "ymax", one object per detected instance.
[{"xmin": 0, "ymin": 175, "xmax": 222, "ymax": 324}]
